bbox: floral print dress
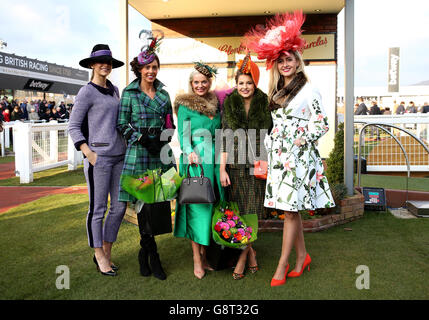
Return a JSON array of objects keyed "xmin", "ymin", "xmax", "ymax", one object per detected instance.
[{"xmin": 264, "ymin": 83, "xmax": 335, "ymax": 212}]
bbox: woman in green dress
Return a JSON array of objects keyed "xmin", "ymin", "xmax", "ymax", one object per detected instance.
[
  {"xmin": 220, "ymin": 54, "xmax": 272, "ymax": 279},
  {"xmin": 174, "ymin": 63, "xmax": 224, "ymax": 279}
]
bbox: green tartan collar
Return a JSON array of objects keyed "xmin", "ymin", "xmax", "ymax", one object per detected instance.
[{"xmin": 125, "ymin": 78, "xmax": 165, "ymax": 92}]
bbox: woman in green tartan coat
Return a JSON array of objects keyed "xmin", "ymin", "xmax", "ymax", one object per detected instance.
[
  {"xmin": 173, "ymin": 63, "xmax": 225, "ymax": 279},
  {"xmin": 117, "ymin": 52, "xmax": 175, "ymax": 280}
]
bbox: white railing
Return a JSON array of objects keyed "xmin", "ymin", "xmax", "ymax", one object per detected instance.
[
  {"xmin": 354, "ymin": 114, "xmax": 429, "ymax": 172},
  {"xmin": 12, "ymin": 121, "xmax": 83, "ymax": 183}
]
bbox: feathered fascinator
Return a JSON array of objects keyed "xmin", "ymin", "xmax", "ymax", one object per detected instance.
[
  {"xmin": 137, "ymin": 29, "xmax": 164, "ymax": 65},
  {"xmin": 194, "ymin": 61, "xmax": 218, "ymax": 78},
  {"xmin": 243, "ymin": 10, "xmax": 306, "ymax": 70},
  {"xmin": 236, "ymin": 52, "xmax": 260, "ymax": 87}
]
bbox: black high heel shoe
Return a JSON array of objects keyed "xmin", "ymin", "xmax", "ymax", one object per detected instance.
[
  {"xmin": 93, "ymin": 255, "xmax": 117, "ymax": 276},
  {"xmin": 92, "ymin": 255, "xmax": 118, "ymax": 271}
]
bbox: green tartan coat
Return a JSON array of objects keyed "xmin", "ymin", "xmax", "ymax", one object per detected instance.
[{"xmin": 117, "ymin": 78, "xmax": 175, "ymax": 203}]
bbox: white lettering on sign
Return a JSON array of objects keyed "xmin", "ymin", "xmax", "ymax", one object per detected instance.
[
  {"xmin": 389, "ymin": 54, "xmax": 399, "ymax": 85},
  {"xmin": 29, "ymin": 80, "xmax": 50, "ymax": 90}
]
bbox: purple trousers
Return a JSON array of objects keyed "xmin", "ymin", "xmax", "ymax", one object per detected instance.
[{"xmin": 83, "ymin": 155, "xmax": 126, "ymax": 248}]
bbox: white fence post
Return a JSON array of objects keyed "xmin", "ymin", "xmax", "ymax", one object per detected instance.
[
  {"xmin": 14, "ymin": 122, "xmax": 33, "ymax": 183},
  {"xmin": 49, "ymin": 120, "xmax": 59, "ymax": 163},
  {"xmin": 0, "ymin": 127, "xmax": 4, "ymax": 157},
  {"xmin": 67, "ymin": 134, "xmax": 83, "ymax": 170},
  {"xmin": 5, "ymin": 123, "xmax": 10, "ymax": 148}
]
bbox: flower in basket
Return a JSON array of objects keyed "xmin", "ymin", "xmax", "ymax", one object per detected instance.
[
  {"xmin": 212, "ymin": 201, "xmax": 258, "ymax": 249},
  {"xmin": 215, "ymin": 207, "xmax": 253, "ymax": 246}
]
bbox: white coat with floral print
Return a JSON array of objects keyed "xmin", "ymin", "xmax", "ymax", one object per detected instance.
[{"xmin": 264, "ymin": 83, "xmax": 335, "ymax": 212}]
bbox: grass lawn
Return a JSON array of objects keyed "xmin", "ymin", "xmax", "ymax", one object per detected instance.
[
  {"xmin": 357, "ymin": 174, "xmax": 429, "ymax": 192},
  {"xmin": 0, "ymin": 155, "xmax": 14, "ymax": 164},
  {"xmin": 0, "ymin": 194, "xmax": 428, "ymax": 300},
  {"xmin": 0, "ymin": 165, "xmax": 86, "ymax": 186}
]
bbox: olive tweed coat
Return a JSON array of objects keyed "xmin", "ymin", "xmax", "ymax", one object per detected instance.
[{"xmin": 117, "ymin": 78, "xmax": 175, "ymax": 203}]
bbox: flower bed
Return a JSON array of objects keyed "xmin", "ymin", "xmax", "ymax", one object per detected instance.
[{"xmin": 259, "ymin": 192, "xmax": 365, "ymax": 233}]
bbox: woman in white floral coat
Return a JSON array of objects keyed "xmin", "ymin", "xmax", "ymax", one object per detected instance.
[
  {"xmin": 244, "ymin": 10, "xmax": 335, "ymax": 286},
  {"xmin": 265, "ymin": 51, "xmax": 335, "ymax": 286}
]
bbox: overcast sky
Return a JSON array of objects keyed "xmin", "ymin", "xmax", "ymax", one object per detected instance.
[{"xmin": 1, "ymin": 0, "xmax": 428, "ymax": 87}]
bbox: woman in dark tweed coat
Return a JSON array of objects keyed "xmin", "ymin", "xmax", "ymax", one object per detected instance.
[
  {"xmin": 117, "ymin": 47, "xmax": 175, "ymax": 280},
  {"xmin": 220, "ymin": 54, "xmax": 272, "ymax": 280}
]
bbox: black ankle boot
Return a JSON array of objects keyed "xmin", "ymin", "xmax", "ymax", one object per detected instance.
[
  {"xmin": 149, "ymin": 251, "xmax": 166, "ymax": 280},
  {"xmin": 138, "ymin": 248, "xmax": 151, "ymax": 277}
]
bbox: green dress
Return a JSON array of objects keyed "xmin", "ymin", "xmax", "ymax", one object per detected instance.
[{"xmin": 173, "ymin": 92, "xmax": 224, "ymax": 246}]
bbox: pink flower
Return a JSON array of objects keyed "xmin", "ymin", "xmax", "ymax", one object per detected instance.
[
  {"xmin": 316, "ymin": 172, "xmax": 324, "ymax": 182},
  {"xmin": 220, "ymin": 222, "xmax": 230, "ymax": 230},
  {"xmin": 272, "ymin": 128, "xmax": 279, "ymax": 134},
  {"xmin": 268, "ymin": 201, "xmax": 274, "ymax": 207},
  {"xmin": 227, "ymin": 220, "xmax": 236, "ymax": 228},
  {"xmin": 233, "ymin": 215, "xmax": 239, "ymax": 221},
  {"xmin": 247, "ymin": 227, "xmax": 253, "ymax": 234},
  {"xmin": 297, "ymin": 127, "xmax": 305, "ymax": 133},
  {"xmin": 317, "ymin": 114, "xmax": 324, "ymax": 121},
  {"xmin": 278, "ymin": 149, "xmax": 282, "ymax": 156},
  {"xmin": 284, "ymin": 161, "xmax": 295, "ymax": 171}
]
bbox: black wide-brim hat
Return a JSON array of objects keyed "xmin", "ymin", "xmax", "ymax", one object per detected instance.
[{"xmin": 79, "ymin": 44, "xmax": 124, "ymax": 69}]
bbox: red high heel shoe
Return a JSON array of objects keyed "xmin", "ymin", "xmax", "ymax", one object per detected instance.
[
  {"xmin": 270, "ymin": 264, "xmax": 290, "ymax": 287},
  {"xmin": 288, "ymin": 253, "xmax": 311, "ymax": 278}
]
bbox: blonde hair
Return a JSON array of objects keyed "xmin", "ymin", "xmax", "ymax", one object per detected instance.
[
  {"xmin": 188, "ymin": 70, "xmax": 213, "ymax": 94},
  {"xmin": 268, "ymin": 51, "xmax": 308, "ymax": 99}
]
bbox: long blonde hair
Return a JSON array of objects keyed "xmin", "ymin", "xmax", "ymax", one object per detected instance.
[{"xmin": 268, "ymin": 51, "xmax": 308, "ymax": 100}]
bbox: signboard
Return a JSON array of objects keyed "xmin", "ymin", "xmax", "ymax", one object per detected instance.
[
  {"xmin": 362, "ymin": 187, "xmax": 386, "ymax": 211},
  {"xmin": 388, "ymin": 47, "xmax": 400, "ymax": 92},
  {"xmin": 23, "ymin": 78, "xmax": 54, "ymax": 92},
  {"xmin": 0, "ymin": 52, "xmax": 88, "ymax": 81},
  {"xmin": 158, "ymin": 33, "xmax": 336, "ymax": 64}
]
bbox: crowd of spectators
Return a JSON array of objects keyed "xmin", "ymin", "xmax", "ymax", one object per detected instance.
[
  {"xmin": 354, "ymin": 98, "xmax": 429, "ymax": 115},
  {"xmin": 0, "ymin": 96, "xmax": 73, "ymax": 123}
]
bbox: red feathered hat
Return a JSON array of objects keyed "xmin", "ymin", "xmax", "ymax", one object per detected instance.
[{"xmin": 243, "ymin": 10, "xmax": 306, "ymax": 70}]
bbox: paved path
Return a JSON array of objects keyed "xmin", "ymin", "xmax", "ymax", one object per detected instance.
[
  {"xmin": 0, "ymin": 160, "xmax": 88, "ymax": 214},
  {"xmin": 0, "ymin": 186, "xmax": 87, "ymax": 214},
  {"xmin": 0, "ymin": 162, "xmax": 15, "ymax": 180}
]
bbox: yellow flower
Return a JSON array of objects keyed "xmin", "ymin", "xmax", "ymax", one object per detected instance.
[{"xmin": 241, "ymin": 237, "xmax": 248, "ymax": 244}]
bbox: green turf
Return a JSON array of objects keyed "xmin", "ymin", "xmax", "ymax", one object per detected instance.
[
  {"xmin": 0, "ymin": 165, "xmax": 86, "ymax": 186},
  {"xmin": 357, "ymin": 174, "xmax": 429, "ymax": 192},
  {"xmin": 0, "ymin": 155, "xmax": 14, "ymax": 164},
  {"xmin": 0, "ymin": 194, "xmax": 427, "ymax": 300}
]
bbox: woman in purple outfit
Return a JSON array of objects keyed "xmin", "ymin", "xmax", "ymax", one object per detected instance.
[{"xmin": 69, "ymin": 44, "xmax": 126, "ymax": 277}]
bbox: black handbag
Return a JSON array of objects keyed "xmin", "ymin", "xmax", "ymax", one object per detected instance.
[
  {"xmin": 136, "ymin": 201, "xmax": 172, "ymax": 236},
  {"xmin": 178, "ymin": 163, "xmax": 216, "ymax": 205}
]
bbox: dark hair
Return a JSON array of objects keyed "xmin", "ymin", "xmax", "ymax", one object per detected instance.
[
  {"xmin": 130, "ymin": 55, "xmax": 160, "ymax": 79},
  {"xmin": 234, "ymin": 70, "xmax": 253, "ymax": 84}
]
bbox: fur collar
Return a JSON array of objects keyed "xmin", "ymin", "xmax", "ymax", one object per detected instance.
[
  {"xmin": 223, "ymin": 88, "xmax": 272, "ymax": 130},
  {"xmin": 270, "ymin": 72, "xmax": 307, "ymax": 110},
  {"xmin": 174, "ymin": 92, "xmax": 219, "ymax": 117}
]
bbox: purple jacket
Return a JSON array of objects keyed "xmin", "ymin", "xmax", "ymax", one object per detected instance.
[{"xmin": 68, "ymin": 81, "xmax": 126, "ymax": 157}]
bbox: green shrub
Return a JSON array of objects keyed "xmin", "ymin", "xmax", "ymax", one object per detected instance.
[{"xmin": 326, "ymin": 122, "xmax": 344, "ymax": 186}]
